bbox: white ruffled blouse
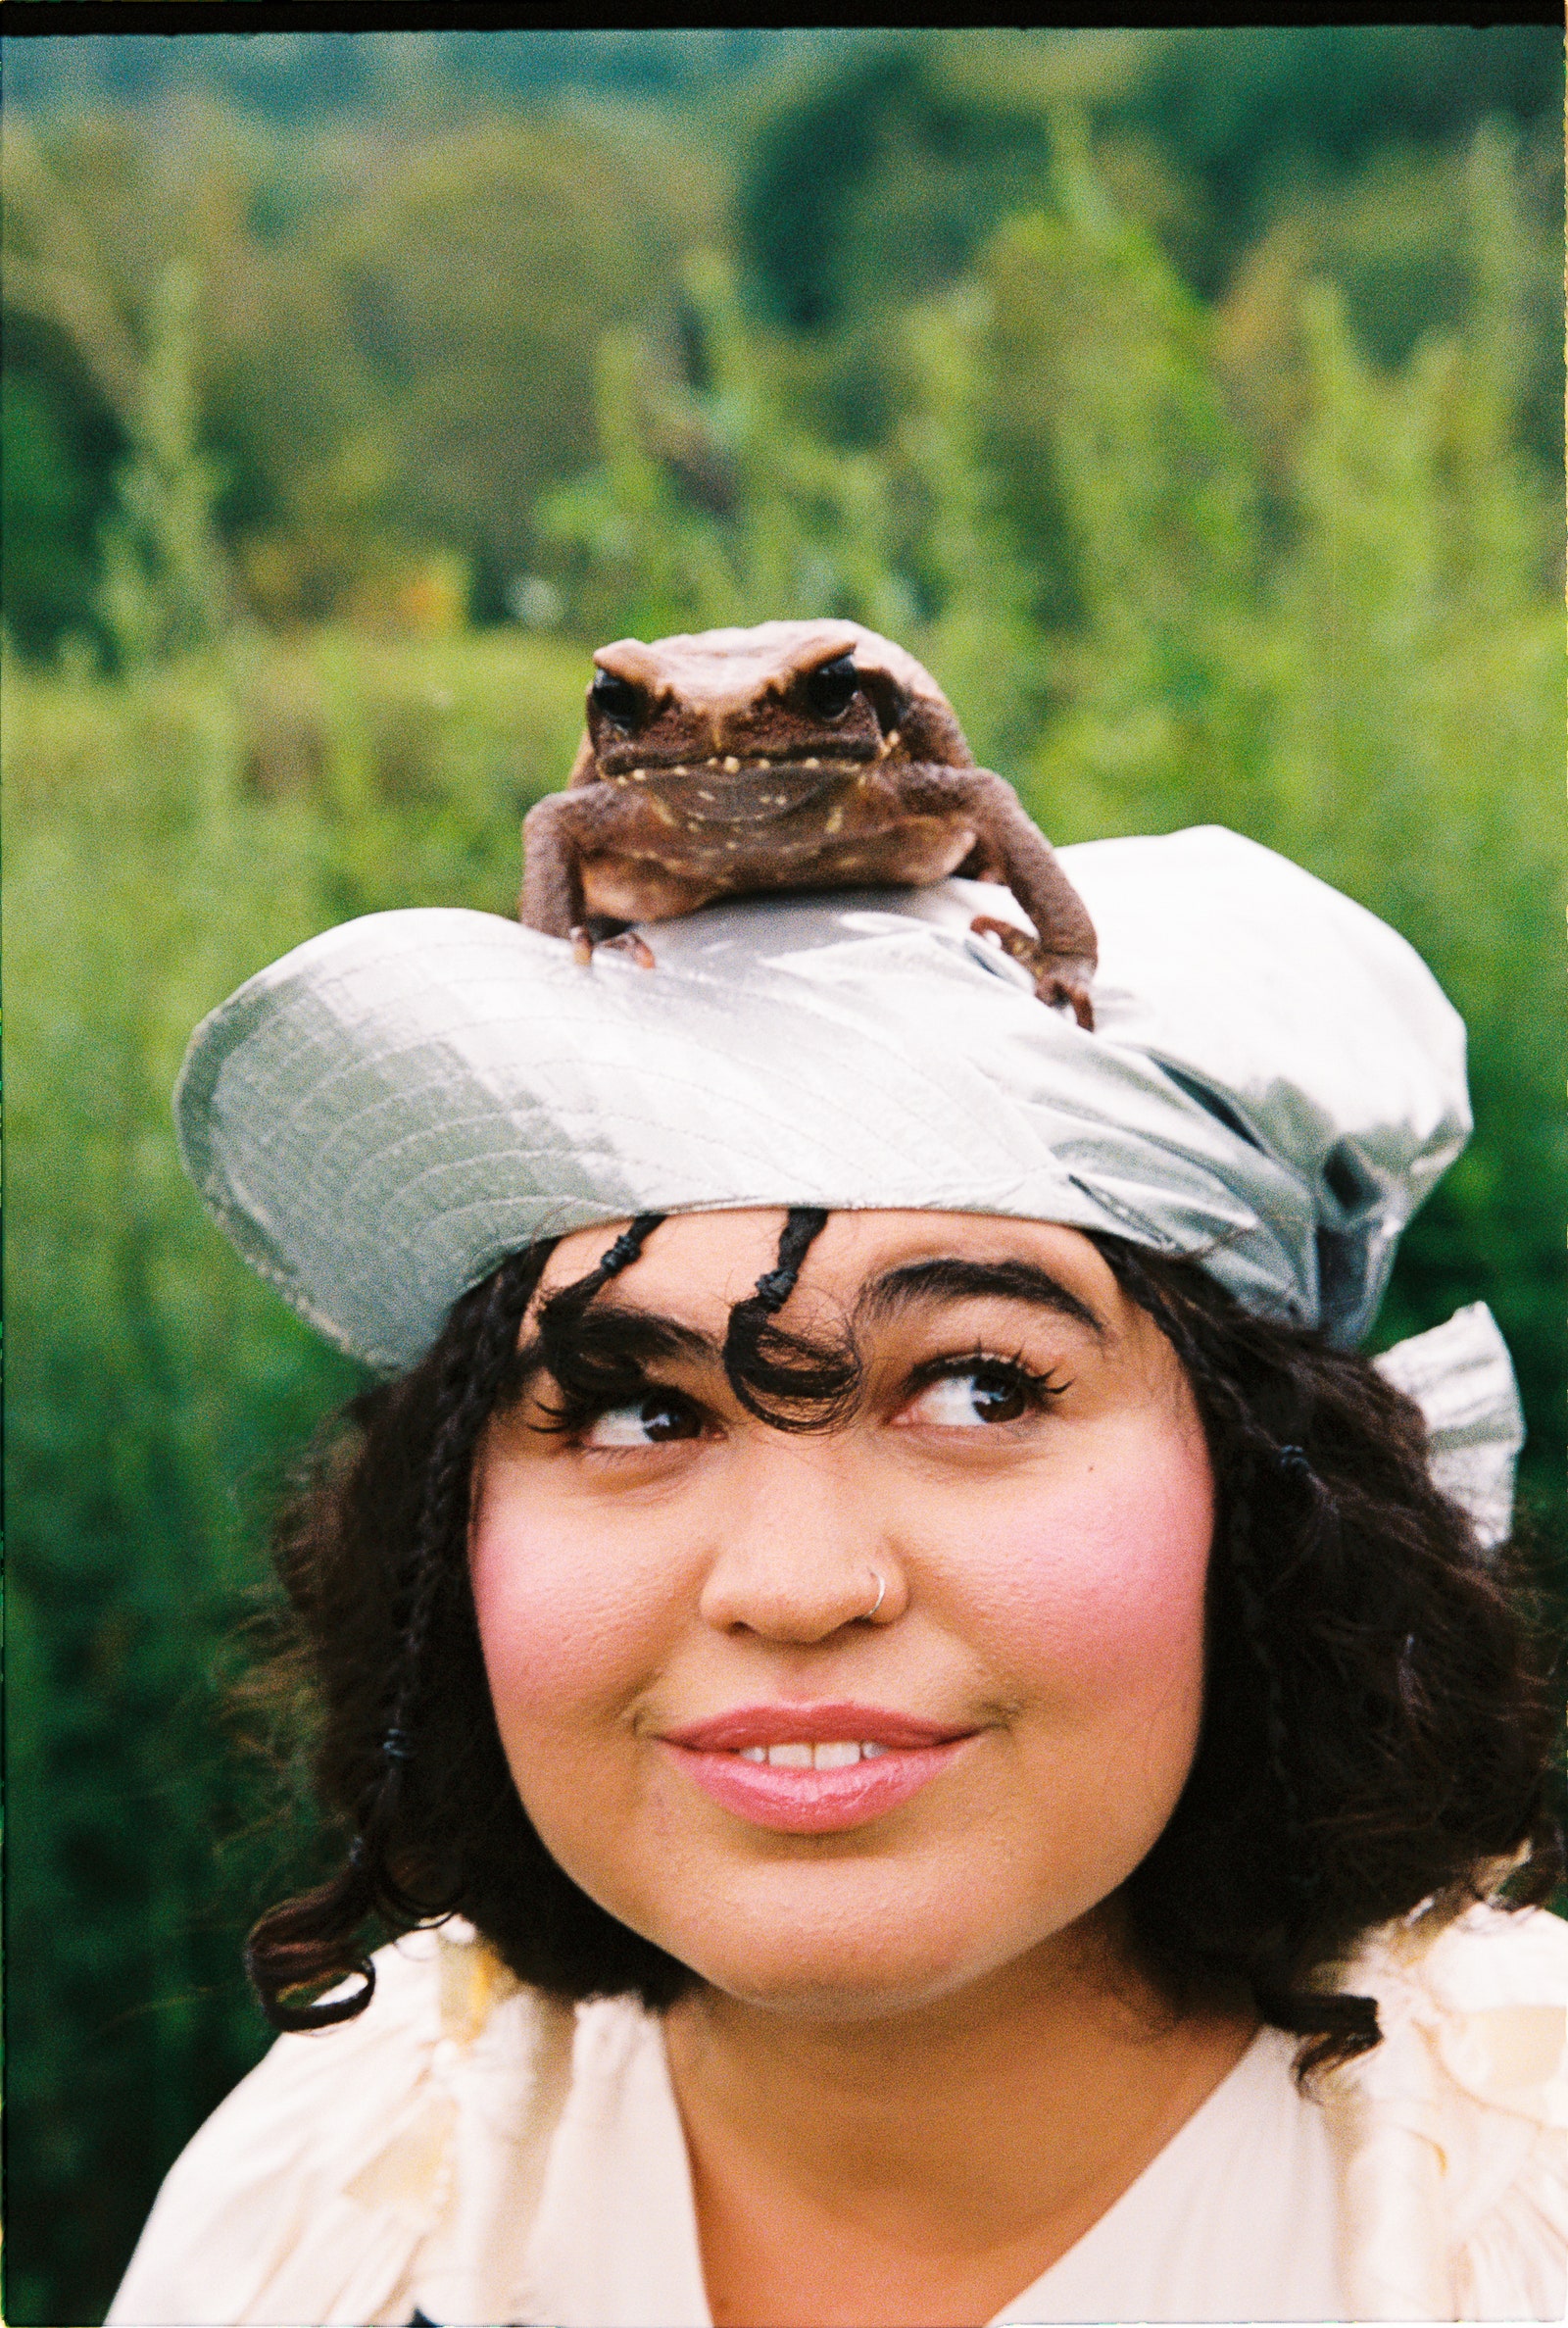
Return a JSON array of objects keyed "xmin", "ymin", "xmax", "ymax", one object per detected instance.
[{"xmin": 106, "ymin": 1902, "xmax": 1568, "ymax": 2327}]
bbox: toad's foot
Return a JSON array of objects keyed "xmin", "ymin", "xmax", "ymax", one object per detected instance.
[
  {"xmin": 568, "ymin": 923, "xmax": 657, "ymax": 970},
  {"xmin": 969, "ymin": 916, "xmax": 1095, "ymax": 1031}
]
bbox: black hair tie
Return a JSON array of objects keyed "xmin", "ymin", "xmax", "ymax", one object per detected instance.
[
  {"xmin": 747, "ymin": 1207, "xmax": 828, "ymax": 1315},
  {"xmin": 598, "ymin": 1213, "xmax": 665, "ymax": 1281},
  {"xmin": 1277, "ymin": 1444, "xmax": 1314, "ymax": 1482}
]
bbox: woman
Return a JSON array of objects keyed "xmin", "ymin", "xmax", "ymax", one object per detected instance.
[{"xmin": 109, "ymin": 825, "xmax": 1564, "ymax": 2325}]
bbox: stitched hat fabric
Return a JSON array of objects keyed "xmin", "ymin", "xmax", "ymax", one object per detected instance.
[{"xmin": 173, "ymin": 826, "xmax": 1469, "ymax": 1373}]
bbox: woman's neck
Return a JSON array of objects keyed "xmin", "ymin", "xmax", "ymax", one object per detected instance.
[{"xmin": 662, "ymin": 1916, "xmax": 1258, "ymax": 2328}]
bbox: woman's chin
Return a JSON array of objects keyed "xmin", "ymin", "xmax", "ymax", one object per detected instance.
[
  {"xmin": 563, "ymin": 1833, "xmax": 1119, "ymax": 2025},
  {"xmin": 639, "ymin": 1894, "xmax": 1054, "ymax": 2024},
  {"xmin": 686, "ymin": 1947, "xmax": 987, "ymax": 2022}
]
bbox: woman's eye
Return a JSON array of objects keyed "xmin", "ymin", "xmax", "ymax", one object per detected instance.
[
  {"xmin": 582, "ymin": 1393, "xmax": 701, "ymax": 1448},
  {"xmin": 906, "ymin": 1366, "xmax": 1035, "ymax": 1428}
]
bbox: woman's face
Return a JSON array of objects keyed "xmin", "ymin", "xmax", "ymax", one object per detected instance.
[{"xmin": 470, "ymin": 1210, "xmax": 1213, "ymax": 2018}]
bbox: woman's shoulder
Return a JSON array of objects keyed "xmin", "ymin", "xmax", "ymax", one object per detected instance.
[
  {"xmin": 1326, "ymin": 1901, "xmax": 1568, "ymax": 2322},
  {"xmin": 104, "ymin": 1921, "xmax": 594, "ymax": 2328}
]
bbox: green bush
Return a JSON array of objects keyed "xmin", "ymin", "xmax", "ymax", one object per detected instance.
[{"xmin": 3, "ymin": 624, "xmax": 593, "ymax": 2323}]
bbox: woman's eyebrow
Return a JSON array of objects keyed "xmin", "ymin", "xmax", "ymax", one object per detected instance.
[
  {"xmin": 857, "ymin": 1258, "xmax": 1105, "ymax": 1336},
  {"xmin": 521, "ymin": 1305, "xmax": 721, "ymax": 1372}
]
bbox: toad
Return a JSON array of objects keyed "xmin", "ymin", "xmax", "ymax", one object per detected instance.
[{"xmin": 519, "ymin": 620, "xmax": 1097, "ymax": 1027}]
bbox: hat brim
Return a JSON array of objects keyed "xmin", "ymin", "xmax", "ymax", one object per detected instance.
[{"xmin": 174, "ymin": 830, "xmax": 1468, "ymax": 1371}]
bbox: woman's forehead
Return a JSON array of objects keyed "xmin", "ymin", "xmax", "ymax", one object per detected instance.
[{"xmin": 535, "ymin": 1209, "xmax": 1122, "ymax": 1318}]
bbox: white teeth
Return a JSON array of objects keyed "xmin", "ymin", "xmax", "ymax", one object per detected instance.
[
  {"xmin": 812, "ymin": 1741, "xmax": 861, "ymax": 1769},
  {"xmin": 859, "ymin": 1741, "xmax": 891, "ymax": 1758},
  {"xmin": 739, "ymin": 1746, "xmax": 767, "ymax": 1762},
  {"xmin": 766, "ymin": 1742, "xmax": 813, "ymax": 1768},
  {"xmin": 733, "ymin": 1741, "xmax": 895, "ymax": 1769}
]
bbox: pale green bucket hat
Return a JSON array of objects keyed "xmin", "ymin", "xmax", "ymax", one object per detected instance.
[{"xmin": 173, "ymin": 823, "xmax": 1524, "ymax": 1540}]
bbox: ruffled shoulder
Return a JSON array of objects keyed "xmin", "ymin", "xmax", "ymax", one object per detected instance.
[
  {"xmin": 1323, "ymin": 1902, "xmax": 1568, "ymax": 2322},
  {"xmin": 105, "ymin": 1922, "xmax": 571, "ymax": 2328}
]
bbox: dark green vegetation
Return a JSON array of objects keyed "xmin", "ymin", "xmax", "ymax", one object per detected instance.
[{"xmin": 4, "ymin": 29, "xmax": 1563, "ymax": 2326}]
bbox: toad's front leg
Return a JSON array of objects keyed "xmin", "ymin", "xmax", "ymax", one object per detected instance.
[
  {"xmin": 519, "ymin": 793, "xmax": 655, "ymax": 967},
  {"xmin": 893, "ymin": 765, "xmax": 1098, "ymax": 1028}
]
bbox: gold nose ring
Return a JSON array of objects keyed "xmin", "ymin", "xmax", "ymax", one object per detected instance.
[{"xmin": 862, "ymin": 1569, "xmax": 887, "ymax": 1621}]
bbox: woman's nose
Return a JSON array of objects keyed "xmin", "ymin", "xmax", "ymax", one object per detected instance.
[{"xmin": 696, "ymin": 1439, "xmax": 905, "ymax": 1642}]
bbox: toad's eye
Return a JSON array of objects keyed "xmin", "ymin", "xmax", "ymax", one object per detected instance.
[
  {"xmin": 583, "ymin": 1392, "xmax": 702, "ymax": 1448},
  {"xmin": 907, "ymin": 1365, "xmax": 1035, "ymax": 1428},
  {"xmin": 590, "ymin": 669, "xmax": 643, "ymax": 730},
  {"xmin": 804, "ymin": 654, "xmax": 859, "ymax": 720}
]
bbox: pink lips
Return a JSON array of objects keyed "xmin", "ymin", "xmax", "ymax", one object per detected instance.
[{"xmin": 659, "ymin": 1702, "xmax": 978, "ymax": 1835}]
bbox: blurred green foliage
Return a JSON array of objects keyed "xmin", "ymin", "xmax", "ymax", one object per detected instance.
[
  {"xmin": 5, "ymin": 622, "xmax": 594, "ymax": 2323},
  {"xmin": 4, "ymin": 28, "xmax": 1563, "ymax": 2327}
]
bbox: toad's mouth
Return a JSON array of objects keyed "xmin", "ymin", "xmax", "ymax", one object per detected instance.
[{"xmin": 611, "ymin": 757, "xmax": 867, "ymax": 825}]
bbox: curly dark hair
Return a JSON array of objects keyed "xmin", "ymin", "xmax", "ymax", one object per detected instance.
[{"xmin": 244, "ymin": 1214, "xmax": 1564, "ymax": 2078}]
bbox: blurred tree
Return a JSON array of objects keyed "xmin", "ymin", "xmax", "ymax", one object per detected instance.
[
  {"xmin": 1116, "ymin": 25, "xmax": 1563, "ymax": 296},
  {"xmin": 0, "ymin": 108, "xmax": 386, "ymax": 656},
  {"xmin": 310, "ymin": 108, "xmax": 722, "ymax": 620},
  {"xmin": 1213, "ymin": 131, "xmax": 1564, "ymax": 497},
  {"xmin": 0, "ymin": 308, "xmax": 125, "ymax": 659},
  {"xmin": 741, "ymin": 35, "xmax": 1049, "ymax": 334},
  {"xmin": 537, "ymin": 250, "xmax": 914, "ymax": 649},
  {"xmin": 734, "ymin": 32, "xmax": 1107, "ymax": 451},
  {"xmin": 0, "ymin": 28, "xmax": 853, "ymax": 129},
  {"xmin": 97, "ymin": 260, "xmax": 237, "ymax": 669},
  {"xmin": 1, "ymin": 101, "xmax": 724, "ymax": 650},
  {"xmin": 734, "ymin": 25, "xmax": 1563, "ymax": 469},
  {"xmin": 979, "ymin": 130, "xmax": 1269, "ymax": 844}
]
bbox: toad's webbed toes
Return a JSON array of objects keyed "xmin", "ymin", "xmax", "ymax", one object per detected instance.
[
  {"xmin": 1052, "ymin": 980, "xmax": 1096, "ymax": 1033},
  {"xmin": 567, "ymin": 925, "xmax": 657, "ymax": 970},
  {"xmin": 969, "ymin": 916, "xmax": 1095, "ymax": 1030},
  {"xmin": 601, "ymin": 930, "xmax": 657, "ymax": 969}
]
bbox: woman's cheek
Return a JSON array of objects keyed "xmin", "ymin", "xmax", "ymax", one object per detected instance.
[
  {"xmin": 469, "ymin": 1473, "xmax": 659, "ymax": 1730},
  {"xmin": 958, "ymin": 1424, "xmax": 1212, "ymax": 1703}
]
